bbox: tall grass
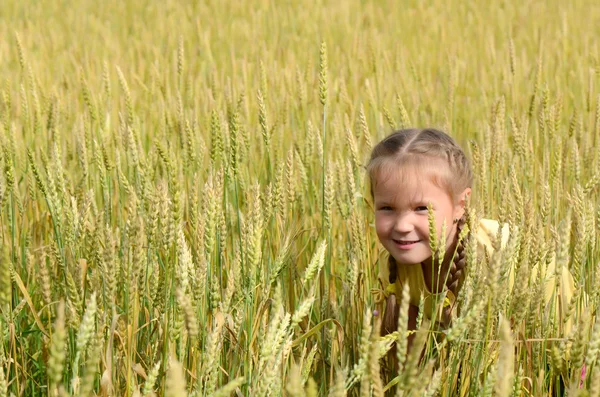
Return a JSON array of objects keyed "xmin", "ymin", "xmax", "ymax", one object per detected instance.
[{"xmin": 0, "ymin": 0, "xmax": 599, "ymax": 395}]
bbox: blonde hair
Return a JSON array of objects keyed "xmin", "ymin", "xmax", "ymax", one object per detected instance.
[{"xmin": 367, "ymin": 128, "xmax": 473, "ymax": 203}]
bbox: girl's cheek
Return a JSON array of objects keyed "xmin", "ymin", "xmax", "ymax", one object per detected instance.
[
  {"xmin": 432, "ymin": 215, "xmax": 445, "ymax": 234},
  {"xmin": 375, "ymin": 215, "xmax": 391, "ymax": 237},
  {"xmin": 434, "ymin": 217, "xmax": 453, "ymax": 241},
  {"xmin": 376, "ymin": 219, "xmax": 388, "ymax": 231},
  {"xmin": 374, "ymin": 216, "xmax": 384, "ymax": 235}
]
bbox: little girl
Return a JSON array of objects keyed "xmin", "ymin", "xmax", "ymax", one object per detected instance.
[{"xmin": 367, "ymin": 129, "xmax": 576, "ymax": 344}]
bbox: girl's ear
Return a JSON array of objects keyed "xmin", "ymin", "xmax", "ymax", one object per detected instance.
[
  {"xmin": 454, "ymin": 187, "xmax": 471, "ymax": 218},
  {"xmin": 460, "ymin": 188, "xmax": 472, "ymax": 206}
]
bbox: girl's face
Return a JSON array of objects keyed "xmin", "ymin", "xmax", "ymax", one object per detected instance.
[{"xmin": 373, "ymin": 165, "xmax": 469, "ymax": 266}]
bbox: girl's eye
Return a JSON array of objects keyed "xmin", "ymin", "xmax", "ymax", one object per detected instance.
[
  {"xmin": 378, "ymin": 206, "xmax": 393, "ymax": 211},
  {"xmin": 415, "ymin": 206, "xmax": 429, "ymax": 212}
]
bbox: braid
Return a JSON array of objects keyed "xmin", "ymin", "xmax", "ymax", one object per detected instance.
[
  {"xmin": 382, "ymin": 255, "xmax": 399, "ymax": 336},
  {"xmin": 381, "ymin": 254, "xmax": 400, "ymax": 378},
  {"xmin": 447, "ymin": 212, "xmax": 470, "ymax": 295},
  {"xmin": 388, "ymin": 255, "xmax": 398, "ymax": 284}
]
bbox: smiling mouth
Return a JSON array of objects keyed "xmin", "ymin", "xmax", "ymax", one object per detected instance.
[{"xmin": 393, "ymin": 239, "xmax": 420, "ymax": 245}]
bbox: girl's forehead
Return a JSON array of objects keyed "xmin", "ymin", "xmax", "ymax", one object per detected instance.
[
  {"xmin": 374, "ymin": 164, "xmax": 435, "ymax": 188},
  {"xmin": 373, "ymin": 164, "xmax": 451, "ymax": 202}
]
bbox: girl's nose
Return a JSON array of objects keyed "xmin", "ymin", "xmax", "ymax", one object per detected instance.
[{"xmin": 394, "ymin": 214, "xmax": 414, "ymax": 233}]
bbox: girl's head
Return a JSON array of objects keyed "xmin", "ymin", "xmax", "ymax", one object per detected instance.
[{"xmin": 367, "ymin": 128, "xmax": 472, "ymax": 266}]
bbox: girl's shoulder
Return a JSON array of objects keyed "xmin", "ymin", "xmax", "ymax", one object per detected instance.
[{"xmin": 473, "ymin": 218, "xmax": 511, "ymax": 255}]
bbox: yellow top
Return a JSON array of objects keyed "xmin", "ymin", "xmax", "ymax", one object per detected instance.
[{"xmin": 372, "ymin": 218, "xmax": 577, "ymax": 331}]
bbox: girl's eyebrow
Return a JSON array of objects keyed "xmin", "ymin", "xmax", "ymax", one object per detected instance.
[
  {"xmin": 405, "ymin": 198, "xmax": 432, "ymax": 208},
  {"xmin": 415, "ymin": 199, "xmax": 432, "ymax": 205},
  {"xmin": 412, "ymin": 196, "xmax": 432, "ymax": 204}
]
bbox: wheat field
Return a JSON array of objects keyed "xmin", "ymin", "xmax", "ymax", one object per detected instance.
[{"xmin": 0, "ymin": 0, "xmax": 599, "ymax": 395}]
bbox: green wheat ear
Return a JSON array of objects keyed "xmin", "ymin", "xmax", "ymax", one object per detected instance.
[
  {"xmin": 427, "ymin": 202, "xmax": 438, "ymax": 260},
  {"xmin": 437, "ymin": 219, "xmax": 447, "ymax": 267},
  {"xmin": 318, "ymin": 41, "xmax": 328, "ymax": 107}
]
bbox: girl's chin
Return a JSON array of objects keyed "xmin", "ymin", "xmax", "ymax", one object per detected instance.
[{"xmin": 390, "ymin": 246, "xmax": 431, "ymax": 265}]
